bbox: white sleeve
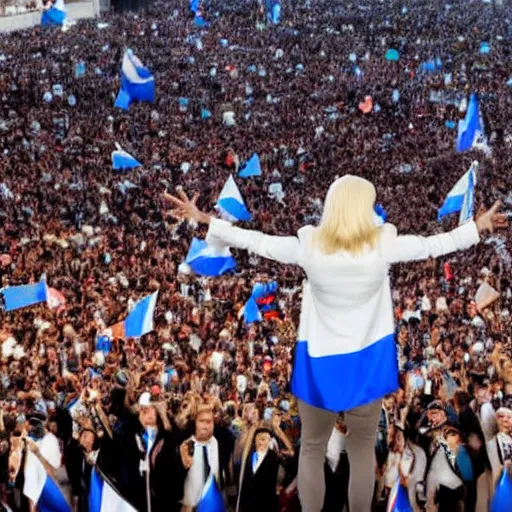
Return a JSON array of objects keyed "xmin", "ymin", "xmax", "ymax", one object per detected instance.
[
  {"xmin": 382, "ymin": 221, "xmax": 480, "ymax": 264},
  {"xmin": 206, "ymin": 218, "xmax": 301, "ymax": 265}
]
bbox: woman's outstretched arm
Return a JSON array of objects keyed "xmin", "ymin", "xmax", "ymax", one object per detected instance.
[
  {"xmin": 163, "ymin": 189, "xmax": 301, "ymax": 265},
  {"xmin": 383, "ymin": 200, "xmax": 507, "ymax": 264}
]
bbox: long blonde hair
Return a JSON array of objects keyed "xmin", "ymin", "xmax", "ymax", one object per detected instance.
[{"xmin": 314, "ymin": 175, "xmax": 380, "ymax": 255}]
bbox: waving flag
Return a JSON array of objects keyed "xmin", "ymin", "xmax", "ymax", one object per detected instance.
[
  {"xmin": 185, "ymin": 238, "xmax": 236, "ymax": 277},
  {"xmin": 243, "ymin": 297, "xmax": 262, "ymax": 324},
  {"xmin": 438, "ymin": 161, "xmax": 478, "ymax": 224},
  {"xmin": 194, "ymin": 14, "xmax": 210, "ymax": 28},
  {"xmin": 197, "ymin": 473, "xmax": 226, "ymax": 512},
  {"xmin": 189, "ymin": 0, "xmax": 200, "ymax": 13},
  {"xmin": 89, "ymin": 467, "xmax": 137, "ymax": 512},
  {"xmin": 243, "ymin": 281, "xmax": 279, "ymax": 324},
  {"xmin": 1, "ymin": 280, "xmax": 48, "ymax": 312},
  {"xmin": 269, "ymin": 1, "xmax": 281, "ymax": 24},
  {"xmin": 41, "ymin": 0, "xmax": 66, "ymax": 26},
  {"xmin": 216, "ymin": 175, "xmax": 252, "ymax": 222},
  {"xmin": 491, "ymin": 468, "xmax": 512, "ymax": 512},
  {"xmin": 110, "ymin": 292, "xmax": 158, "ymax": 339},
  {"xmin": 387, "ymin": 481, "xmax": 413, "ymax": 512},
  {"xmin": 374, "ymin": 204, "xmax": 388, "ymax": 226},
  {"xmin": 115, "ymin": 50, "xmax": 155, "ymax": 110},
  {"xmin": 238, "ymin": 154, "xmax": 262, "ymax": 178},
  {"xmin": 457, "ymin": 94, "xmax": 486, "ymax": 152},
  {"xmin": 23, "ymin": 451, "xmax": 71, "ymax": 512},
  {"xmin": 112, "ymin": 144, "xmax": 142, "ymax": 171}
]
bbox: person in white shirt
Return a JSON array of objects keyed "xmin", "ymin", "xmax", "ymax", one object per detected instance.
[
  {"xmin": 165, "ymin": 177, "xmax": 507, "ymax": 512},
  {"xmin": 384, "ymin": 425, "xmax": 427, "ymax": 512},
  {"xmin": 28, "ymin": 412, "xmax": 62, "ymax": 470},
  {"xmin": 486, "ymin": 407, "xmax": 512, "ymax": 491},
  {"xmin": 181, "ymin": 405, "xmax": 220, "ymax": 511}
]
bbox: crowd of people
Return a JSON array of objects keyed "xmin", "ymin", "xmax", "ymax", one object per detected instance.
[{"xmin": 0, "ymin": 0, "xmax": 512, "ymax": 510}]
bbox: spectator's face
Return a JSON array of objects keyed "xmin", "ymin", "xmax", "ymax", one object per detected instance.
[
  {"xmin": 195, "ymin": 412, "xmax": 214, "ymax": 442},
  {"xmin": 79, "ymin": 430, "xmax": 95, "ymax": 453},
  {"xmin": 255, "ymin": 432, "xmax": 271, "ymax": 452},
  {"xmin": 496, "ymin": 410, "xmax": 512, "ymax": 432},
  {"xmin": 139, "ymin": 406, "xmax": 158, "ymax": 428},
  {"xmin": 427, "ymin": 409, "xmax": 446, "ymax": 427},
  {"xmin": 383, "ymin": 396, "xmax": 394, "ymax": 410},
  {"xmin": 445, "ymin": 431, "xmax": 461, "ymax": 451}
]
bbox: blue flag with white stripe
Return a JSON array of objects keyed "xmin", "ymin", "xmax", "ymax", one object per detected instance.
[
  {"xmin": 1, "ymin": 280, "xmax": 48, "ymax": 312},
  {"xmin": 491, "ymin": 468, "xmax": 512, "ymax": 512},
  {"xmin": 23, "ymin": 451, "xmax": 71, "ymax": 512},
  {"xmin": 238, "ymin": 154, "xmax": 262, "ymax": 178},
  {"xmin": 89, "ymin": 467, "xmax": 137, "ymax": 512},
  {"xmin": 115, "ymin": 50, "xmax": 155, "ymax": 110},
  {"xmin": 438, "ymin": 162, "xmax": 478, "ymax": 224},
  {"xmin": 216, "ymin": 175, "xmax": 252, "ymax": 222},
  {"xmin": 185, "ymin": 238, "xmax": 236, "ymax": 277},
  {"xmin": 386, "ymin": 480, "xmax": 413, "ymax": 512},
  {"xmin": 112, "ymin": 143, "xmax": 142, "ymax": 171},
  {"xmin": 457, "ymin": 94, "xmax": 485, "ymax": 152},
  {"xmin": 243, "ymin": 297, "xmax": 261, "ymax": 324},
  {"xmin": 197, "ymin": 473, "xmax": 226, "ymax": 512}
]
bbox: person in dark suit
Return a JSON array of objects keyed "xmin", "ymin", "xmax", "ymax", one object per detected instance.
[
  {"xmin": 237, "ymin": 423, "xmax": 281, "ymax": 512},
  {"xmin": 114, "ymin": 392, "xmax": 187, "ymax": 512}
]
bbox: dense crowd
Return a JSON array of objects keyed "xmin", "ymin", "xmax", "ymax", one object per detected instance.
[{"xmin": 0, "ymin": 0, "xmax": 512, "ymax": 510}]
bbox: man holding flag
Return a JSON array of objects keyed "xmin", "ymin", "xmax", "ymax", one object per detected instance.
[{"xmin": 181, "ymin": 405, "xmax": 227, "ymax": 512}]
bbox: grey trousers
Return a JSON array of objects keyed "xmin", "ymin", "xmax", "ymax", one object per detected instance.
[{"xmin": 298, "ymin": 399, "xmax": 382, "ymax": 512}]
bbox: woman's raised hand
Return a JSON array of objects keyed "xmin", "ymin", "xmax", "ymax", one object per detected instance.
[
  {"xmin": 475, "ymin": 200, "xmax": 508, "ymax": 235},
  {"xmin": 162, "ymin": 188, "xmax": 211, "ymax": 225}
]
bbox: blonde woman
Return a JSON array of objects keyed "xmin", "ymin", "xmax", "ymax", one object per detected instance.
[{"xmin": 165, "ymin": 175, "xmax": 506, "ymax": 511}]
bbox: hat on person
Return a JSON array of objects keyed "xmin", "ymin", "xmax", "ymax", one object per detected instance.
[
  {"xmin": 28, "ymin": 411, "xmax": 47, "ymax": 424},
  {"xmin": 254, "ymin": 424, "xmax": 273, "ymax": 437},
  {"xmin": 427, "ymin": 400, "xmax": 445, "ymax": 411},
  {"xmin": 443, "ymin": 425, "xmax": 461, "ymax": 437},
  {"xmin": 138, "ymin": 392, "xmax": 152, "ymax": 407}
]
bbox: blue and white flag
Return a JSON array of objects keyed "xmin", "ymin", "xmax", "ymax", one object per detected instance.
[
  {"xmin": 112, "ymin": 143, "xmax": 142, "ymax": 171},
  {"xmin": 89, "ymin": 467, "xmax": 137, "ymax": 512},
  {"xmin": 194, "ymin": 14, "xmax": 210, "ymax": 28},
  {"xmin": 68, "ymin": 396, "xmax": 82, "ymax": 418},
  {"xmin": 109, "ymin": 292, "xmax": 158, "ymax": 339},
  {"xmin": 438, "ymin": 161, "xmax": 478, "ymax": 224},
  {"xmin": 243, "ymin": 297, "xmax": 262, "ymax": 324},
  {"xmin": 216, "ymin": 175, "xmax": 252, "ymax": 222},
  {"xmin": 491, "ymin": 467, "xmax": 512, "ymax": 512},
  {"xmin": 386, "ymin": 480, "xmax": 413, "ymax": 512},
  {"xmin": 1, "ymin": 280, "xmax": 48, "ymax": 312},
  {"xmin": 457, "ymin": 94, "xmax": 486, "ymax": 152},
  {"xmin": 269, "ymin": 2, "xmax": 281, "ymax": 24},
  {"xmin": 115, "ymin": 50, "xmax": 155, "ymax": 110},
  {"xmin": 374, "ymin": 204, "xmax": 388, "ymax": 226},
  {"xmin": 491, "ymin": 468, "xmax": 512, "ymax": 512},
  {"xmin": 238, "ymin": 154, "xmax": 262, "ymax": 178},
  {"xmin": 185, "ymin": 238, "xmax": 236, "ymax": 277},
  {"xmin": 189, "ymin": 0, "xmax": 200, "ymax": 13},
  {"xmin": 41, "ymin": 0, "xmax": 66, "ymax": 26},
  {"xmin": 23, "ymin": 451, "xmax": 71, "ymax": 512},
  {"xmin": 197, "ymin": 473, "xmax": 226, "ymax": 512}
]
